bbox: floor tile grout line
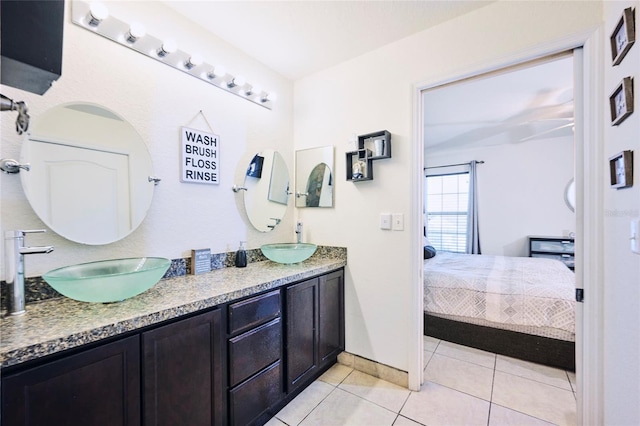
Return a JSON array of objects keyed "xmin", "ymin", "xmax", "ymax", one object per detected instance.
[
  {"xmin": 489, "ymin": 401, "xmax": 562, "ymax": 425},
  {"xmin": 335, "ymin": 379, "xmax": 410, "ymax": 415},
  {"xmin": 276, "ymin": 368, "xmax": 355, "ymax": 426},
  {"xmin": 395, "ymin": 413, "xmax": 427, "ymax": 426},
  {"xmin": 396, "ymin": 384, "xmax": 414, "ymax": 417},
  {"xmin": 422, "ymin": 379, "xmax": 493, "ymax": 403},
  {"xmin": 431, "ymin": 351, "xmax": 497, "ymax": 370},
  {"xmin": 283, "ymin": 382, "xmax": 343, "ymax": 426},
  {"xmin": 487, "ymin": 356, "xmax": 498, "ymax": 426},
  {"xmin": 493, "ymin": 368, "xmax": 575, "ymax": 392}
]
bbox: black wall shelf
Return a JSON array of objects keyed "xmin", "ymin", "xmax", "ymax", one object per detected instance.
[{"xmin": 346, "ymin": 130, "xmax": 391, "ymax": 182}]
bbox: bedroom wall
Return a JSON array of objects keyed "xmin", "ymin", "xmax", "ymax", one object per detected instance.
[
  {"xmin": 0, "ymin": 1, "xmax": 294, "ymax": 278},
  {"xmin": 602, "ymin": 1, "xmax": 640, "ymax": 423},
  {"xmin": 425, "ymin": 135, "xmax": 575, "ymax": 257},
  {"xmin": 294, "ymin": 0, "xmax": 601, "ymax": 374}
]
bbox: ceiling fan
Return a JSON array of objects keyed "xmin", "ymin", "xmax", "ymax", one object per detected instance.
[{"xmin": 425, "ymin": 87, "xmax": 575, "ymax": 150}]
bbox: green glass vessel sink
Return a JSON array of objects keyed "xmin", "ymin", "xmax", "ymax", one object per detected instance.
[
  {"xmin": 261, "ymin": 243, "xmax": 317, "ymax": 264},
  {"xmin": 43, "ymin": 257, "xmax": 171, "ymax": 303}
]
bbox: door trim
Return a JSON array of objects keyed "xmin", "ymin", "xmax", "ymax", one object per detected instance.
[{"xmin": 409, "ymin": 27, "xmax": 604, "ymax": 424}]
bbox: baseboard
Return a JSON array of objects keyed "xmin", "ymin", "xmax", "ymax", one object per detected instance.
[{"xmin": 337, "ymin": 351, "xmax": 408, "ymax": 388}]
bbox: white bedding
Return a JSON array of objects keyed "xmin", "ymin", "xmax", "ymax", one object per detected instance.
[{"xmin": 424, "ymin": 252, "xmax": 575, "ymax": 341}]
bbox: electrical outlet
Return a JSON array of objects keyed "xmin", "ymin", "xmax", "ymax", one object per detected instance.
[
  {"xmin": 380, "ymin": 213, "xmax": 391, "ymax": 230},
  {"xmin": 392, "ymin": 213, "xmax": 404, "ymax": 231},
  {"xmin": 632, "ymin": 220, "xmax": 640, "ymax": 254}
]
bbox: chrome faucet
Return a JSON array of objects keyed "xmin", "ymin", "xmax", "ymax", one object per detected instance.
[
  {"xmin": 4, "ymin": 230, "xmax": 54, "ymax": 315},
  {"xmin": 296, "ymin": 222, "xmax": 303, "ymax": 243}
]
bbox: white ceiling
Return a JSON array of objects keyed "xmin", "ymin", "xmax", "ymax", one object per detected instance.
[
  {"xmin": 163, "ymin": 0, "xmax": 494, "ymax": 81},
  {"xmin": 162, "ymin": 1, "xmax": 572, "ymax": 149},
  {"xmin": 423, "ymin": 54, "xmax": 574, "ymax": 151}
]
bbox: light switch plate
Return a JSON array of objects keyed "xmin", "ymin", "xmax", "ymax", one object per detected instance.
[
  {"xmin": 632, "ymin": 220, "xmax": 640, "ymax": 254},
  {"xmin": 392, "ymin": 213, "xmax": 404, "ymax": 231},
  {"xmin": 380, "ymin": 213, "xmax": 392, "ymax": 230}
]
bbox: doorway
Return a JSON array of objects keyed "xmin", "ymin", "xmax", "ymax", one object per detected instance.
[{"xmin": 415, "ymin": 47, "xmax": 599, "ymax": 419}]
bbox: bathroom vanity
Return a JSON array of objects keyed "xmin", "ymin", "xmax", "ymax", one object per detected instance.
[{"xmin": 0, "ymin": 256, "xmax": 345, "ymax": 426}]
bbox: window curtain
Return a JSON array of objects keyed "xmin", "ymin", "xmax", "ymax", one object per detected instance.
[{"xmin": 466, "ymin": 160, "xmax": 481, "ymax": 254}]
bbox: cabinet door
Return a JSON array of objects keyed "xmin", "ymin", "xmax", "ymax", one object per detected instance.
[
  {"xmin": 318, "ymin": 270, "xmax": 345, "ymax": 366},
  {"xmin": 2, "ymin": 335, "xmax": 140, "ymax": 426},
  {"xmin": 285, "ymin": 278, "xmax": 318, "ymax": 392},
  {"xmin": 142, "ymin": 309, "xmax": 225, "ymax": 426}
]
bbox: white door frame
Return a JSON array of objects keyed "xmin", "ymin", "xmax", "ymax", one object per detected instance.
[{"xmin": 409, "ymin": 27, "xmax": 604, "ymax": 424}]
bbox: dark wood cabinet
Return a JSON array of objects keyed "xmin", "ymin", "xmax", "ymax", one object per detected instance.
[
  {"xmin": 227, "ymin": 290, "xmax": 284, "ymax": 426},
  {"xmin": 286, "ymin": 278, "xmax": 319, "ymax": 391},
  {"xmin": 2, "ymin": 335, "xmax": 141, "ymax": 426},
  {"xmin": 1, "ymin": 268, "xmax": 344, "ymax": 426},
  {"xmin": 285, "ymin": 269, "xmax": 344, "ymax": 393},
  {"xmin": 142, "ymin": 309, "xmax": 225, "ymax": 426},
  {"xmin": 318, "ymin": 270, "xmax": 345, "ymax": 366},
  {"xmin": 1, "ymin": 0, "xmax": 64, "ymax": 94}
]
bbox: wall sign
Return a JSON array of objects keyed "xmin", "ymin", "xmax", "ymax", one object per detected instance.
[
  {"xmin": 181, "ymin": 126, "xmax": 219, "ymax": 184},
  {"xmin": 191, "ymin": 248, "xmax": 211, "ymax": 275}
]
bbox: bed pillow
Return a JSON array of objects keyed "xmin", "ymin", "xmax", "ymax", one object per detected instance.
[{"xmin": 424, "ymin": 245, "xmax": 437, "ymax": 259}]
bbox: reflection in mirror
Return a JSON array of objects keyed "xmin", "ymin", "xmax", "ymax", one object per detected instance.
[
  {"xmin": 295, "ymin": 146, "xmax": 334, "ymax": 208},
  {"xmin": 21, "ymin": 102, "xmax": 155, "ymax": 245},
  {"xmin": 243, "ymin": 149, "xmax": 290, "ymax": 232},
  {"xmin": 564, "ymin": 178, "xmax": 575, "ymax": 212}
]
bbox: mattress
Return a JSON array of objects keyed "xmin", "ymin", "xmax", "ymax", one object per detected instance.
[{"xmin": 424, "ymin": 252, "xmax": 575, "ymax": 342}]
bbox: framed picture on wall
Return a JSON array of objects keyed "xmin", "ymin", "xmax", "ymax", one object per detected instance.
[
  {"xmin": 610, "ymin": 7, "xmax": 636, "ymax": 66},
  {"xmin": 609, "ymin": 150, "xmax": 634, "ymax": 189},
  {"xmin": 609, "ymin": 77, "xmax": 634, "ymax": 126}
]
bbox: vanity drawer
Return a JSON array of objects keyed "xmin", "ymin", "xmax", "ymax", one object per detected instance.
[
  {"xmin": 229, "ymin": 361, "xmax": 282, "ymax": 426},
  {"xmin": 530, "ymin": 239, "xmax": 574, "ymax": 254},
  {"xmin": 229, "ymin": 318, "xmax": 282, "ymax": 387},
  {"xmin": 228, "ymin": 290, "xmax": 281, "ymax": 335}
]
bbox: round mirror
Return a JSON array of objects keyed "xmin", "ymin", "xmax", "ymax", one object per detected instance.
[
  {"xmin": 243, "ymin": 149, "xmax": 290, "ymax": 232},
  {"xmin": 21, "ymin": 102, "xmax": 155, "ymax": 245},
  {"xmin": 564, "ymin": 178, "xmax": 575, "ymax": 212}
]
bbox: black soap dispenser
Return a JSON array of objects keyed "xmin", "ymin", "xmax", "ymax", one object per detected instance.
[{"xmin": 235, "ymin": 241, "xmax": 247, "ymax": 268}]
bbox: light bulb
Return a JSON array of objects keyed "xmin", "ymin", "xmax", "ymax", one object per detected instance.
[
  {"xmin": 207, "ymin": 65, "xmax": 226, "ymax": 80},
  {"xmin": 265, "ymin": 92, "xmax": 278, "ymax": 102},
  {"xmin": 126, "ymin": 22, "xmax": 146, "ymax": 43},
  {"xmin": 88, "ymin": 2, "xmax": 108, "ymax": 26},
  {"xmin": 185, "ymin": 54, "xmax": 203, "ymax": 69},
  {"xmin": 227, "ymin": 75, "xmax": 246, "ymax": 88},
  {"xmin": 157, "ymin": 39, "xmax": 177, "ymax": 57},
  {"xmin": 247, "ymin": 84, "xmax": 261, "ymax": 96}
]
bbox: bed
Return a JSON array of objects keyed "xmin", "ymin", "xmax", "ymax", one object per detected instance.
[{"xmin": 424, "ymin": 252, "xmax": 576, "ymax": 370}]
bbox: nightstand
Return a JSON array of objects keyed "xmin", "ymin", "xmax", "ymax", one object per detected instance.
[{"xmin": 528, "ymin": 236, "xmax": 575, "ymax": 270}]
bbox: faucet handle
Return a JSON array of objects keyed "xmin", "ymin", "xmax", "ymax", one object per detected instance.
[
  {"xmin": 5, "ymin": 229, "xmax": 47, "ymax": 239},
  {"xmin": 22, "ymin": 229, "xmax": 47, "ymax": 234}
]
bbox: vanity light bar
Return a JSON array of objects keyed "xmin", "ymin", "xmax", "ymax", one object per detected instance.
[{"xmin": 71, "ymin": 1, "xmax": 275, "ymax": 110}]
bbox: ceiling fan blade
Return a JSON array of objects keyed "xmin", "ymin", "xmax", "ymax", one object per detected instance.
[{"xmin": 517, "ymin": 122, "xmax": 574, "ymax": 143}]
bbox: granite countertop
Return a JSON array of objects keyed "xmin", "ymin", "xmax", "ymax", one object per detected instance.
[{"xmin": 0, "ymin": 256, "xmax": 346, "ymax": 369}]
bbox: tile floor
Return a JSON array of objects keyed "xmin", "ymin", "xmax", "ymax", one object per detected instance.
[{"xmin": 266, "ymin": 336, "xmax": 576, "ymax": 426}]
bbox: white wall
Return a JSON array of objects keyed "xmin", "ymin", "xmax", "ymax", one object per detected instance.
[
  {"xmin": 426, "ymin": 136, "xmax": 575, "ymax": 257},
  {"xmin": 602, "ymin": 1, "xmax": 640, "ymax": 423},
  {"xmin": 0, "ymin": 1, "xmax": 294, "ymax": 278},
  {"xmin": 294, "ymin": 1, "xmax": 601, "ymax": 374}
]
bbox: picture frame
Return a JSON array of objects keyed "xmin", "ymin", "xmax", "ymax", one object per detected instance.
[
  {"xmin": 610, "ymin": 7, "xmax": 635, "ymax": 66},
  {"xmin": 609, "ymin": 150, "xmax": 634, "ymax": 189},
  {"xmin": 609, "ymin": 77, "xmax": 634, "ymax": 126}
]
